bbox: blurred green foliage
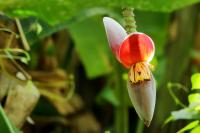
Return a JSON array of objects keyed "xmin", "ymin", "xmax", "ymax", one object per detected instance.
[
  {"xmin": 177, "ymin": 120, "xmax": 199, "ymax": 133},
  {"xmin": 1, "ymin": 0, "xmax": 171, "ymax": 79},
  {"xmin": 0, "ymin": 0, "xmax": 200, "ymax": 25},
  {"xmin": 68, "ymin": 17, "xmax": 112, "ymax": 78},
  {"xmin": 20, "ymin": 11, "xmax": 170, "ymax": 79},
  {"xmin": 166, "ymin": 73, "xmax": 200, "ymax": 132}
]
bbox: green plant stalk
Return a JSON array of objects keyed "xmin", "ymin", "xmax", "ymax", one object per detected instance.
[
  {"xmin": 114, "ymin": 63, "xmax": 129, "ymax": 133},
  {"xmin": 135, "ymin": 119, "xmax": 144, "ymax": 133},
  {"xmin": 122, "ymin": 7, "xmax": 137, "ymax": 33}
]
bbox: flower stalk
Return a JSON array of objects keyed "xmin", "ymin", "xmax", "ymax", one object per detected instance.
[{"xmin": 122, "ymin": 7, "xmax": 137, "ymax": 33}]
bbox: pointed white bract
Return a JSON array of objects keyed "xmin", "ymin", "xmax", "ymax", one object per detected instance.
[
  {"xmin": 127, "ymin": 73, "xmax": 156, "ymax": 127},
  {"xmin": 103, "ymin": 17, "xmax": 127, "ymax": 61}
]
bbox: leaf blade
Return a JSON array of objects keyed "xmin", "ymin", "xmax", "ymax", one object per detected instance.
[
  {"xmin": 68, "ymin": 17, "xmax": 112, "ymax": 78},
  {"xmin": 0, "ymin": 0, "xmax": 200, "ymax": 25},
  {"xmin": 0, "ymin": 105, "xmax": 20, "ymax": 133},
  {"xmin": 177, "ymin": 120, "xmax": 199, "ymax": 133}
]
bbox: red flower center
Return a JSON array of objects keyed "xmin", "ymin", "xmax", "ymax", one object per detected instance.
[{"xmin": 118, "ymin": 33, "xmax": 154, "ymax": 68}]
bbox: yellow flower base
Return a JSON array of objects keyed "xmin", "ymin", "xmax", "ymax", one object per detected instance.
[{"xmin": 129, "ymin": 62, "xmax": 151, "ymax": 83}]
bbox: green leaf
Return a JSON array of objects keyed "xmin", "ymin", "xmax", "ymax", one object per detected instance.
[
  {"xmin": 171, "ymin": 104, "xmax": 200, "ymax": 120},
  {"xmin": 191, "ymin": 125, "xmax": 200, "ymax": 133},
  {"xmin": 68, "ymin": 16, "xmax": 112, "ymax": 78},
  {"xmin": 188, "ymin": 93, "xmax": 200, "ymax": 104},
  {"xmin": 96, "ymin": 87, "xmax": 120, "ymax": 106},
  {"xmin": 177, "ymin": 120, "xmax": 199, "ymax": 133},
  {"xmin": 164, "ymin": 104, "xmax": 200, "ymax": 125},
  {"xmin": 191, "ymin": 73, "xmax": 200, "ymax": 89},
  {"xmin": 0, "ymin": 0, "xmax": 200, "ymax": 25},
  {"xmin": 29, "ymin": 21, "xmax": 43, "ymax": 35},
  {"xmin": 188, "ymin": 73, "xmax": 200, "ymax": 104},
  {"xmin": 20, "ymin": 7, "xmax": 119, "ymax": 45},
  {"xmin": 0, "ymin": 105, "xmax": 21, "ymax": 133},
  {"xmin": 20, "ymin": 57, "xmax": 28, "ymax": 64}
]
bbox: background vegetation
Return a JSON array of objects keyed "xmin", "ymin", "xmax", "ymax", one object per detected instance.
[{"xmin": 0, "ymin": 0, "xmax": 200, "ymax": 133}]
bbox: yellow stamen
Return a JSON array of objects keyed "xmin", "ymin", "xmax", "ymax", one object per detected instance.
[{"xmin": 129, "ymin": 62, "xmax": 151, "ymax": 83}]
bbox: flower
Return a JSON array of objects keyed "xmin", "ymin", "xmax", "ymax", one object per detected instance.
[{"xmin": 103, "ymin": 17, "xmax": 156, "ymax": 126}]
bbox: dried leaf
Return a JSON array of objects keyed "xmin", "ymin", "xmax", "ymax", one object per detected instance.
[
  {"xmin": 0, "ymin": 72, "xmax": 15, "ymax": 100},
  {"xmin": 4, "ymin": 81, "xmax": 40, "ymax": 128}
]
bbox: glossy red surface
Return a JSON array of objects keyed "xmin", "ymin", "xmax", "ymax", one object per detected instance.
[{"xmin": 118, "ymin": 33, "xmax": 154, "ymax": 68}]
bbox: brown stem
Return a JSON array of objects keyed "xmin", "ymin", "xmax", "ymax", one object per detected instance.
[{"xmin": 15, "ymin": 18, "xmax": 30, "ymax": 51}]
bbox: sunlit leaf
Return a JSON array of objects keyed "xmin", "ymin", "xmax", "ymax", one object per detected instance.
[
  {"xmin": 191, "ymin": 73, "xmax": 200, "ymax": 89},
  {"xmin": 171, "ymin": 104, "xmax": 200, "ymax": 120},
  {"xmin": 20, "ymin": 57, "xmax": 29, "ymax": 64},
  {"xmin": 188, "ymin": 73, "xmax": 200, "ymax": 104},
  {"xmin": 188, "ymin": 93, "xmax": 200, "ymax": 104},
  {"xmin": 177, "ymin": 120, "xmax": 199, "ymax": 133},
  {"xmin": 29, "ymin": 21, "xmax": 43, "ymax": 35},
  {"xmin": 191, "ymin": 125, "xmax": 200, "ymax": 133}
]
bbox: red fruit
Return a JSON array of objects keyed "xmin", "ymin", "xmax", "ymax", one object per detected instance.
[{"xmin": 119, "ymin": 33, "xmax": 155, "ymax": 68}]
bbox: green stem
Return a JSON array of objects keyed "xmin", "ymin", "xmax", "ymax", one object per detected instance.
[
  {"xmin": 5, "ymin": 50, "xmax": 31, "ymax": 80},
  {"xmin": 122, "ymin": 7, "xmax": 137, "ymax": 33},
  {"xmin": 135, "ymin": 119, "xmax": 144, "ymax": 133},
  {"xmin": 114, "ymin": 63, "xmax": 129, "ymax": 133}
]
